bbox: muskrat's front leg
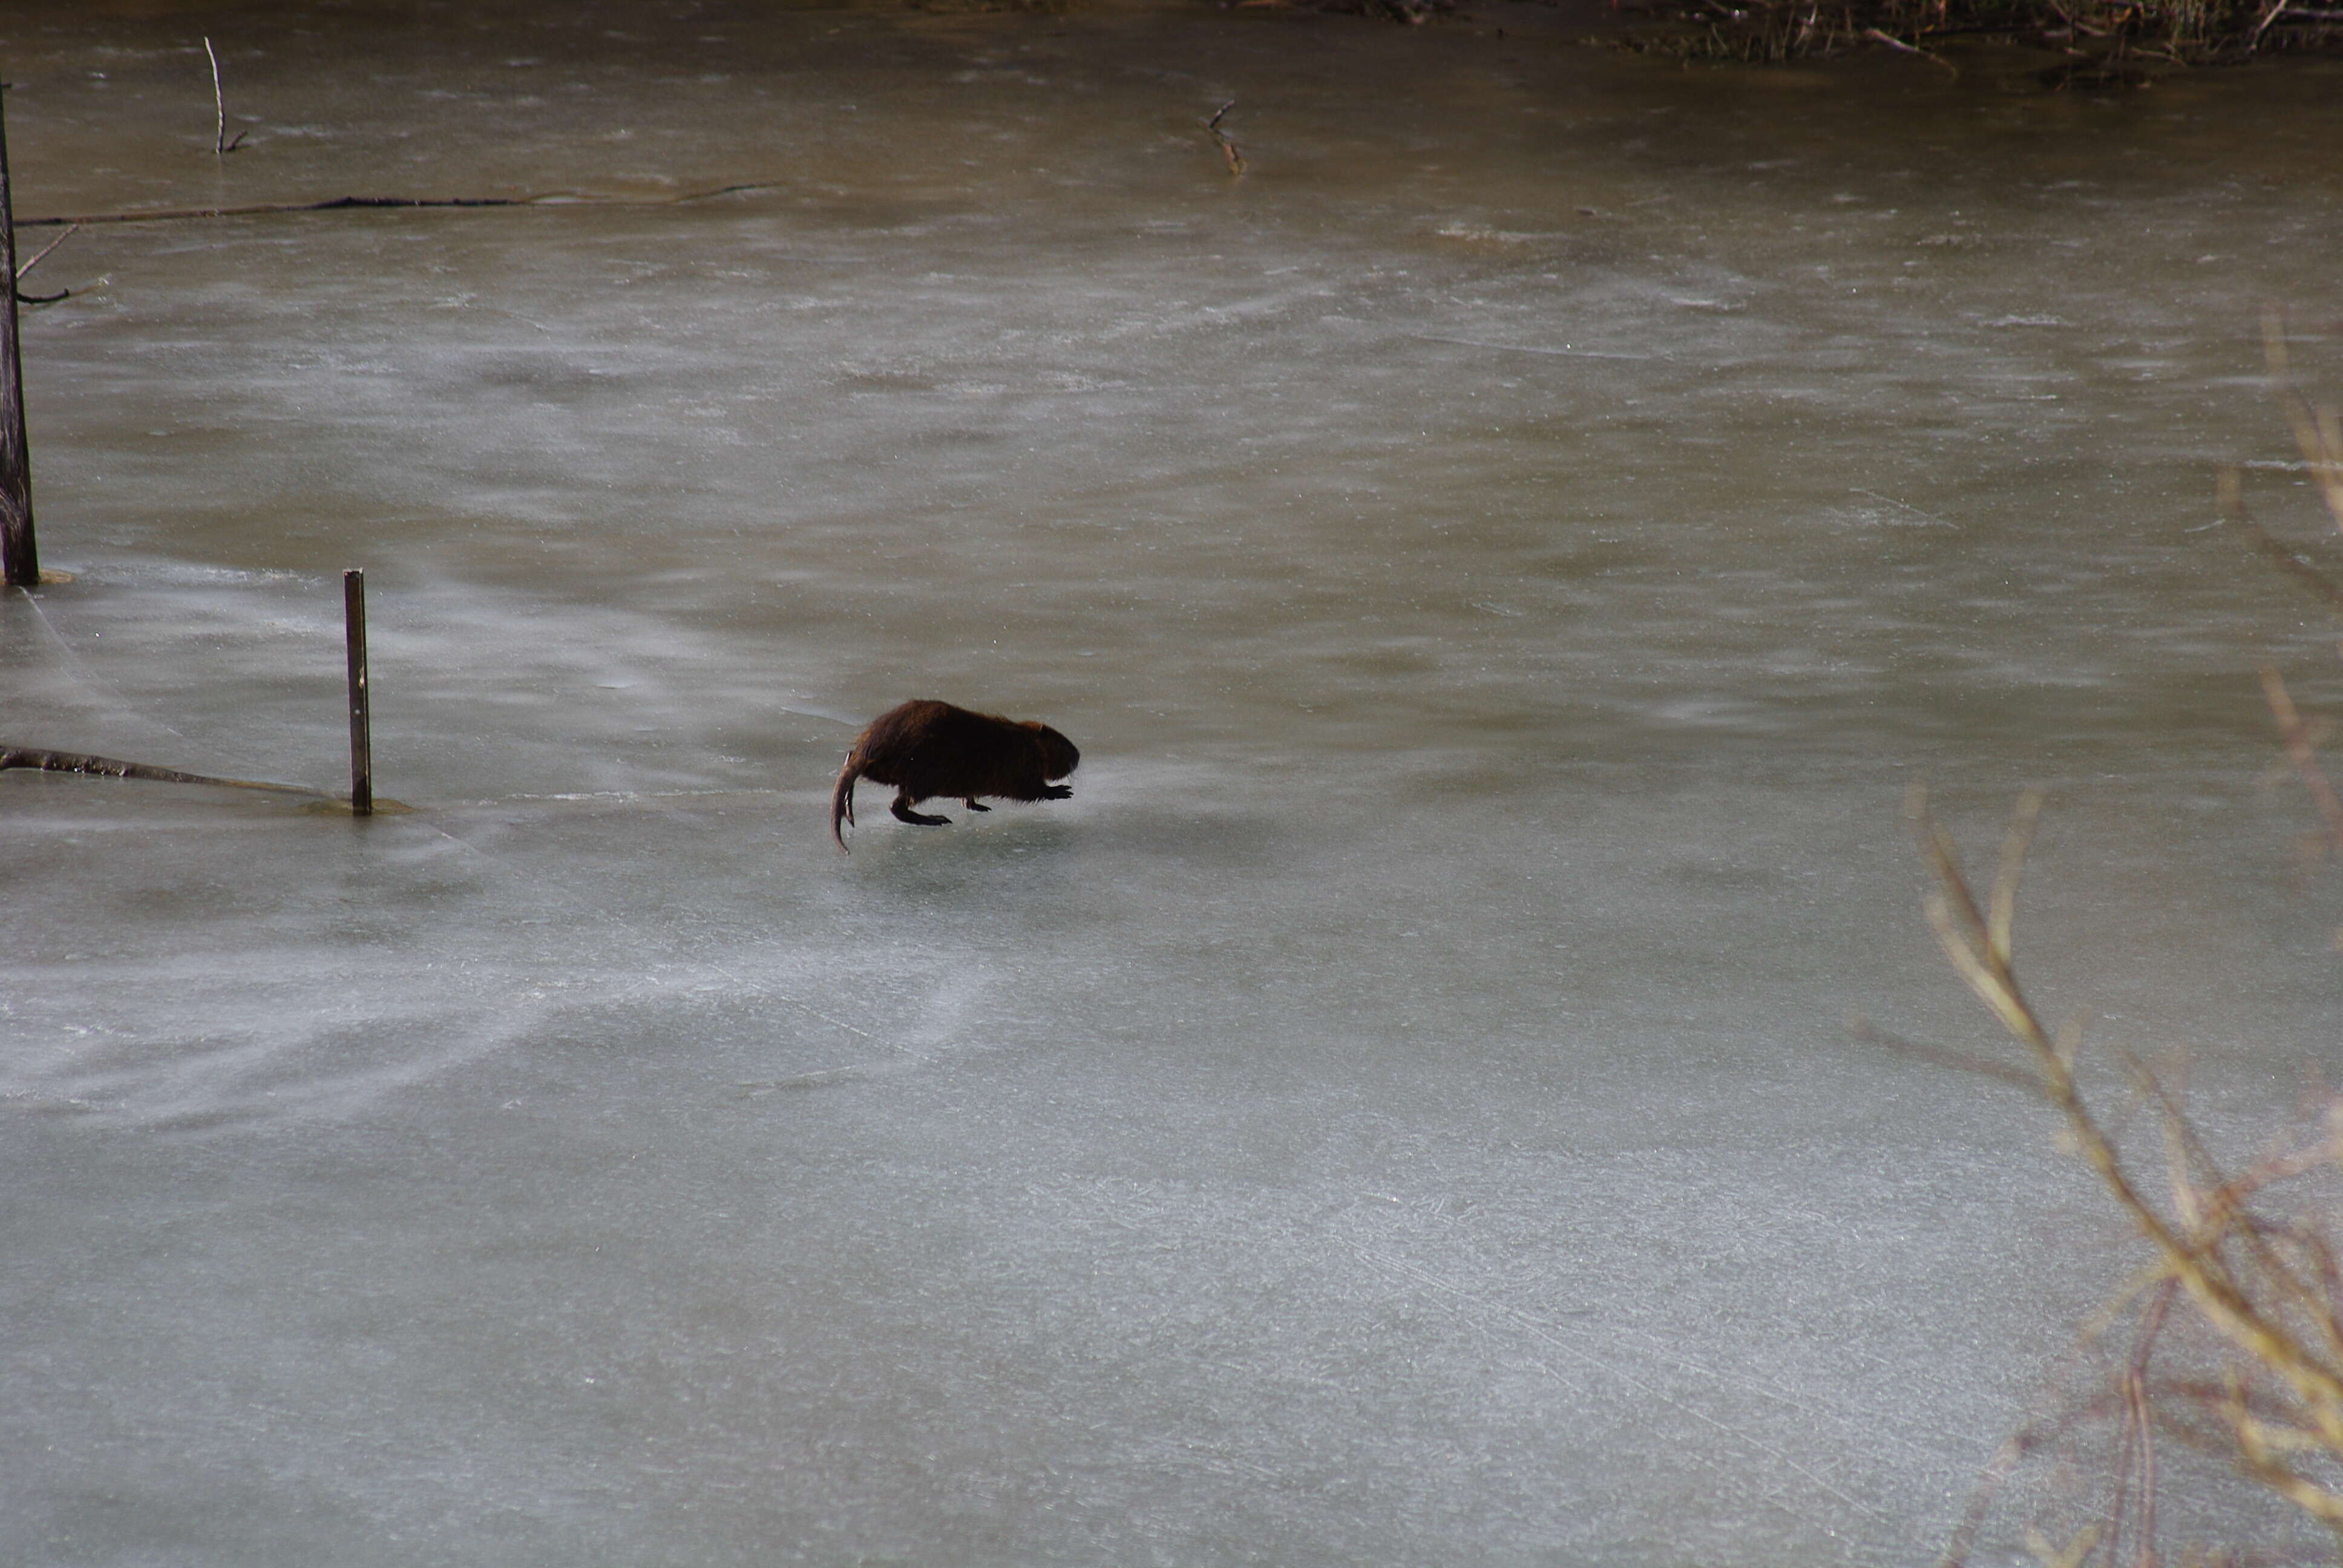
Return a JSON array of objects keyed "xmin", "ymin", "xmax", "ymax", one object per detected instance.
[
  {"xmin": 891, "ymin": 791, "xmax": 951, "ymax": 827},
  {"xmin": 963, "ymin": 799, "xmax": 991, "ymax": 812}
]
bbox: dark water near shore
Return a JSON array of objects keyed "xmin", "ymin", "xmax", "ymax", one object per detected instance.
[{"xmin": 6, "ymin": 3, "xmax": 2343, "ymax": 1562}]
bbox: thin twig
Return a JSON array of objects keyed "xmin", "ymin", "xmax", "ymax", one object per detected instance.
[
  {"xmin": 12, "ymin": 220, "xmax": 77, "ymax": 305},
  {"xmin": 2261, "ymin": 666, "xmax": 2343, "ymax": 853},
  {"xmin": 2236, "ymin": 523, "xmax": 2343, "ymax": 614},
  {"xmin": 1848, "ymin": 1014, "xmax": 2045, "ymax": 1096},
  {"xmin": 0, "ymin": 744, "xmax": 403, "ymax": 813},
  {"xmin": 21, "ymin": 181, "xmax": 782, "ymax": 229},
  {"xmin": 206, "ymin": 38, "xmax": 223, "ymax": 154},
  {"xmin": 15, "ymin": 221, "xmax": 77, "ymax": 281},
  {"xmin": 1987, "ymin": 785, "xmax": 2043, "ymax": 968},
  {"xmin": 0, "ymin": 744, "xmax": 326, "ymax": 800},
  {"xmin": 2129, "ymin": 1281, "xmax": 2178, "ymax": 1562},
  {"xmin": 1202, "ymin": 100, "xmax": 1246, "ymax": 177},
  {"xmin": 1909, "ymin": 786, "xmax": 2343, "ymax": 1450},
  {"xmin": 2224, "ymin": 461, "xmax": 2343, "ymax": 614},
  {"xmin": 1938, "ymin": 1394, "xmax": 2133, "ymax": 1568},
  {"xmin": 2264, "ymin": 307, "xmax": 2343, "ymax": 532},
  {"xmin": 202, "ymin": 38, "xmax": 246, "ymax": 155},
  {"xmin": 1861, "ymin": 25, "xmax": 1962, "ymax": 71}
]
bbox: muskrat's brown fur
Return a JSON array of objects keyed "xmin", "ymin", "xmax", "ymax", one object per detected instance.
[{"xmin": 830, "ymin": 699, "xmax": 1079, "ymax": 851}]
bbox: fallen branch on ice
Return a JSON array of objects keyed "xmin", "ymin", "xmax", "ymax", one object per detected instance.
[
  {"xmin": 21, "ymin": 181, "xmax": 781, "ymax": 229},
  {"xmin": 0, "ymin": 743, "xmax": 393, "ymax": 811}
]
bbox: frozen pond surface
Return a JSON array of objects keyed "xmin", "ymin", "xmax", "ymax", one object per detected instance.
[{"xmin": 7, "ymin": 2, "xmax": 2343, "ymax": 1562}]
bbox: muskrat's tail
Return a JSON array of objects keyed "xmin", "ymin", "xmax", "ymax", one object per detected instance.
[{"xmin": 830, "ymin": 751, "xmax": 864, "ymax": 852}]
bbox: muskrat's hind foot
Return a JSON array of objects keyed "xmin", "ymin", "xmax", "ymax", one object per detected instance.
[
  {"xmin": 891, "ymin": 793, "xmax": 951, "ymax": 827},
  {"xmin": 964, "ymin": 799, "xmax": 991, "ymax": 812}
]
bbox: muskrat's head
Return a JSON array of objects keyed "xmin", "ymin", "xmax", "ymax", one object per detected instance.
[{"xmin": 1026, "ymin": 724, "xmax": 1080, "ymax": 780}]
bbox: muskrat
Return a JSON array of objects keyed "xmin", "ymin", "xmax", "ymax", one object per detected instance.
[{"xmin": 830, "ymin": 699, "xmax": 1079, "ymax": 851}]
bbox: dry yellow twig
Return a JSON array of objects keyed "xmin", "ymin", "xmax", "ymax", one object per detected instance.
[
  {"xmin": 2224, "ymin": 463, "xmax": 2343, "ymax": 616},
  {"xmin": 2264, "ymin": 307, "xmax": 2343, "ymax": 533},
  {"xmin": 1911, "ymin": 786, "xmax": 2343, "ymax": 1506},
  {"xmin": 2261, "ymin": 666, "xmax": 2343, "ymax": 853}
]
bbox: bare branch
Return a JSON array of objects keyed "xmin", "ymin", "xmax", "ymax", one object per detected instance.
[
  {"xmin": 15, "ymin": 221, "xmax": 77, "ymax": 282},
  {"xmin": 1202, "ymin": 100, "xmax": 1246, "ymax": 177},
  {"xmin": 2261, "ymin": 666, "xmax": 2343, "ymax": 852},
  {"xmin": 202, "ymin": 38, "xmax": 247, "ymax": 156},
  {"xmin": 1849, "ymin": 1014, "xmax": 2046, "ymax": 1096},
  {"xmin": 2263, "ymin": 307, "xmax": 2343, "ymax": 532},
  {"xmin": 1989, "ymin": 786, "xmax": 2046, "ymax": 969}
]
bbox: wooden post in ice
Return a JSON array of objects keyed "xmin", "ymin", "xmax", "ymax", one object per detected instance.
[
  {"xmin": 0, "ymin": 86, "xmax": 38, "ymax": 589},
  {"xmin": 343, "ymin": 569, "xmax": 373, "ymax": 816}
]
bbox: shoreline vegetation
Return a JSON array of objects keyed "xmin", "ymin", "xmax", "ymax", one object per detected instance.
[
  {"xmin": 1596, "ymin": 0, "xmax": 2343, "ymax": 79},
  {"xmin": 1215, "ymin": 0, "xmax": 2343, "ymax": 82}
]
